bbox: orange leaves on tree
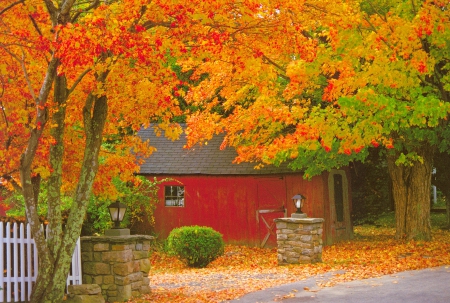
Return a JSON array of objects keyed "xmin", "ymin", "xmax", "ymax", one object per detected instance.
[
  {"xmin": 0, "ymin": 0, "xmax": 188, "ymax": 199},
  {"xmin": 182, "ymin": 0, "xmax": 449, "ymax": 180}
]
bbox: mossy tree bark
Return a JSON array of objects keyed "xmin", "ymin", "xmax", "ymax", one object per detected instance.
[
  {"xmin": 28, "ymin": 88, "xmax": 108, "ymax": 302},
  {"xmin": 387, "ymin": 145, "xmax": 434, "ymax": 241}
]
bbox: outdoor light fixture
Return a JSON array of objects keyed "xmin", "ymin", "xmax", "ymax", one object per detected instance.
[
  {"xmin": 108, "ymin": 200, "xmax": 127, "ymax": 229},
  {"xmin": 292, "ymin": 194, "xmax": 305, "ymax": 214}
]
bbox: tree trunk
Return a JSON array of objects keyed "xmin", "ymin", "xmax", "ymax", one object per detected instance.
[
  {"xmin": 20, "ymin": 57, "xmax": 58, "ymax": 303},
  {"xmin": 387, "ymin": 145, "xmax": 434, "ymax": 241},
  {"xmin": 47, "ymin": 75, "xmax": 67, "ymax": 257},
  {"xmin": 15, "ymin": 2, "xmax": 105, "ymax": 302},
  {"xmin": 30, "ymin": 89, "xmax": 108, "ymax": 302}
]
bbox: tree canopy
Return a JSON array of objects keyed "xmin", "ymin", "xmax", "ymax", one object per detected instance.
[
  {"xmin": 0, "ymin": 0, "xmax": 449, "ymax": 300},
  {"xmin": 182, "ymin": 0, "xmax": 450, "ymax": 241},
  {"xmin": 184, "ymin": 0, "xmax": 449, "ymax": 175}
]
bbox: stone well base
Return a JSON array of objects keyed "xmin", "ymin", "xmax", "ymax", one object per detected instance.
[{"xmin": 274, "ymin": 217, "xmax": 324, "ymax": 264}]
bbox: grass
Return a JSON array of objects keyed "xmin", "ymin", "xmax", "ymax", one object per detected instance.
[{"xmin": 366, "ymin": 211, "xmax": 449, "ymax": 230}]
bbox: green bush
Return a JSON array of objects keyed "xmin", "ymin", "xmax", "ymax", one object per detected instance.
[{"xmin": 166, "ymin": 226, "xmax": 224, "ymax": 268}]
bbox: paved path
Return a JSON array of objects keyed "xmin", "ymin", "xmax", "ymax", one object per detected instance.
[{"xmin": 226, "ymin": 266, "xmax": 450, "ymax": 303}]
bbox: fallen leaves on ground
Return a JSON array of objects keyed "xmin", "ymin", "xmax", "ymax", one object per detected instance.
[{"xmin": 135, "ymin": 226, "xmax": 450, "ymax": 303}]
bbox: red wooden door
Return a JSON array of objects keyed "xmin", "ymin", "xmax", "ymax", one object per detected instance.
[
  {"xmin": 256, "ymin": 178, "xmax": 287, "ymax": 248},
  {"xmin": 328, "ymin": 170, "xmax": 352, "ymax": 243}
]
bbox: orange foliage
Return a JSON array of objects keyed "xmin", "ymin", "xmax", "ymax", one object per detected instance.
[
  {"xmin": 182, "ymin": 0, "xmax": 450, "ymax": 176},
  {"xmin": 141, "ymin": 226, "xmax": 450, "ymax": 302}
]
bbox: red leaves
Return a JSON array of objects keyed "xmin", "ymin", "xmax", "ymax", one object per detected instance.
[
  {"xmin": 321, "ymin": 139, "xmax": 331, "ymax": 152},
  {"xmin": 417, "ymin": 61, "xmax": 427, "ymax": 73},
  {"xmin": 354, "ymin": 146, "xmax": 364, "ymax": 153},
  {"xmin": 253, "ymin": 49, "xmax": 264, "ymax": 58},
  {"xmin": 134, "ymin": 24, "xmax": 146, "ymax": 33},
  {"xmin": 322, "ymin": 82, "xmax": 334, "ymax": 102},
  {"xmin": 384, "ymin": 138, "xmax": 394, "ymax": 149}
]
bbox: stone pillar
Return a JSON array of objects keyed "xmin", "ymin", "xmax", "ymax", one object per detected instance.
[
  {"xmin": 80, "ymin": 235, "xmax": 154, "ymax": 302},
  {"xmin": 66, "ymin": 284, "xmax": 105, "ymax": 303},
  {"xmin": 274, "ymin": 217, "xmax": 324, "ymax": 265}
]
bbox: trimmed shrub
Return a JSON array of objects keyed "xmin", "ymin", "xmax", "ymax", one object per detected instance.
[{"xmin": 166, "ymin": 225, "xmax": 225, "ymax": 268}]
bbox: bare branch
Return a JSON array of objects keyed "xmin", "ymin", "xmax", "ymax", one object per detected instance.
[
  {"xmin": 262, "ymin": 54, "xmax": 286, "ymax": 73},
  {"xmin": 71, "ymin": 0, "xmax": 100, "ymax": 23},
  {"xmin": 0, "ymin": 0, "xmax": 25, "ymax": 16},
  {"xmin": 42, "ymin": 0, "xmax": 58, "ymax": 25},
  {"xmin": 143, "ymin": 20, "xmax": 173, "ymax": 29},
  {"xmin": 0, "ymin": 76, "xmax": 4, "ymax": 98},
  {"xmin": 60, "ymin": 0, "xmax": 78, "ymax": 16},
  {"xmin": 42, "ymin": 0, "xmax": 57, "ymax": 15},
  {"xmin": 68, "ymin": 67, "xmax": 92, "ymax": 95},
  {"xmin": 303, "ymin": 3, "xmax": 339, "ymax": 16},
  {"xmin": 1, "ymin": 174, "xmax": 22, "ymax": 191},
  {"xmin": 0, "ymin": 99, "xmax": 9, "ymax": 130},
  {"xmin": 410, "ymin": 0, "xmax": 417, "ymax": 15},
  {"xmin": 2, "ymin": 47, "xmax": 37, "ymax": 101},
  {"xmin": 19, "ymin": 48, "xmax": 37, "ymax": 101},
  {"xmin": 362, "ymin": 15, "xmax": 393, "ymax": 49},
  {"xmin": 367, "ymin": 0, "xmax": 388, "ymax": 23},
  {"xmin": 28, "ymin": 14, "xmax": 43, "ymax": 36}
]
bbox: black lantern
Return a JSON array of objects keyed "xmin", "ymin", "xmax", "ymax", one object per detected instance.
[
  {"xmin": 108, "ymin": 201, "xmax": 127, "ymax": 229},
  {"xmin": 292, "ymin": 194, "xmax": 305, "ymax": 214}
]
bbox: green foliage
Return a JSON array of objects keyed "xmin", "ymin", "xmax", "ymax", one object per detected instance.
[
  {"xmin": 82, "ymin": 176, "xmax": 165, "ymax": 235},
  {"xmin": 372, "ymin": 212, "xmax": 396, "ymax": 228},
  {"xmin": 4, "ymin": 183, "xmax": 72, "ymax": 220},
  {"xmin": 115, "ymin": 176, "xmax": 165, "ymax": 231},
  {"xmin": 166, "ymin": 225, "xmax": 225, "ymax": 268},
  {"xmin": 351, "ymin": 150, "xmax": 393, "ymax": 225},
  {"xmin": 81, "ymin": 196, "xmax": 112, "ymax": 236},
  {"xmin": 3, "ymin": 176, "xmax": 163, "ymax": 235},
  {"xmin": 361, "ymin": 211, "xmax": 448, "ymax": 230}
]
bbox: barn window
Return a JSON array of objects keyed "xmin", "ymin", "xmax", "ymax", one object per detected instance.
[{"xmin": 165, "ymin": 186, "xmax": 184, "ymax": 207}]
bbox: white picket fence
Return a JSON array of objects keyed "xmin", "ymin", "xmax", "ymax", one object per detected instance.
[{"xmin": 0, "ymin": 222, "xmax": 82, "ymax": 302}]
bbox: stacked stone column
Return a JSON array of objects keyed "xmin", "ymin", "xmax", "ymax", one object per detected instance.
[
  {"xmin": 274, "ymin": 217, "xmax": 324, "ymax": 264},
  {"xmin": 80, "ymin": 235, "xmax": 153, "ymax": 302}
]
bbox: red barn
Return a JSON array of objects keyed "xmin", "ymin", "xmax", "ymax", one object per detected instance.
[{"xmin": 137, "ymin": 128, "xmax": 353, "ymax": 247}]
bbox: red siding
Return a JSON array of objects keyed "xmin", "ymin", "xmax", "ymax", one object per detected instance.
[
  {"xmin": 152, "ymin": 176, "xmax": 259, "ymax": 246},
  {"xmin": 145, "ymin": 170, "xmax": 352, "ymax": 247}
]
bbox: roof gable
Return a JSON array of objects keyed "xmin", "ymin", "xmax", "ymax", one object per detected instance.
[{"xmin": 137, "ymin": 126, "xmax": 297, "ymax": 175}]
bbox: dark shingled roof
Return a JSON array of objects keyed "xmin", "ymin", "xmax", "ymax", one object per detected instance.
[{"xmin": 137, "ymin": 126, "xmax": 297, "ymax": 175}]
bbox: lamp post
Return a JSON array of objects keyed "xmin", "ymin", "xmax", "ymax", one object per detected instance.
[
  {"xmin": 108, "ymin": 201, "xmax": 127, "ymax": 228},
  {"xmin": 105, "ymin": 200, "xmax": 130, "ymax": 236},
  {"xmin": 291, "ymin": 194, "xmax": 307, "ymax": 218}
]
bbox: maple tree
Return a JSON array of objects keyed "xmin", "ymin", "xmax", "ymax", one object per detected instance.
[
  {"xmin": 182, "ymin": 0, "xmax": 450, "ymax": 241},
  {"xmin": 1, "ymin": 0, "xmax": 448, "ymax": 300},
  {"xmin": 0, "ymin": 0, "xmax": 357, "ymax": 300},
  {"xmin": 0, "ymin": 0, "xmax": 184, "ymax": 301}
]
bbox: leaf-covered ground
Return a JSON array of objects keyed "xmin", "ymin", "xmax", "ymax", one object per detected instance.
[{"xmin": 137, "ymin": 222, "xmax": 450, "ymax": 303}]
